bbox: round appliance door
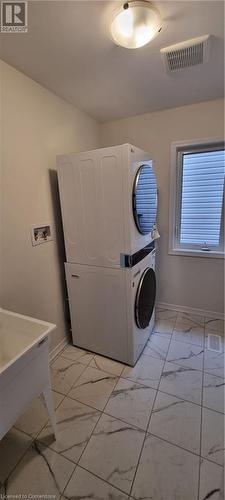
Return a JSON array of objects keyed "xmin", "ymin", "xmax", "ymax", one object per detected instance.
[
  {"xmin": 135, "ymin": 267, "xmax": 156, "ymax": 329},
  {"xmin": 133, "ymin": 163, "xmax": 157, "ymax": 235}
]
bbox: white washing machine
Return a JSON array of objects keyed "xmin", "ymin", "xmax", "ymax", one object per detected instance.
[
  {"xmin": 65, "ymin": 247, "xmax": 156, "ymax": 366},
  {"xmin": 57, "ymin": 143, "xmax": 157, "ymax": 268}
]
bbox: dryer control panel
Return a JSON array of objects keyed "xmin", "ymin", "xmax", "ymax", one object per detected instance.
[{"xmin": 120, "ymin": 241, "xmax": 155, "ymax": 268}]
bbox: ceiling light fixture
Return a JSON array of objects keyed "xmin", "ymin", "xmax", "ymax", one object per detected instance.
[{"xmin": 110, "ymin": 1, "xmax": 162, "ymax": 49}]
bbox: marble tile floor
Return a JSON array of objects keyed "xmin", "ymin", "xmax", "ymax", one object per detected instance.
[{"xmin": 0, "ymin": 309, "xmax": 224, "ymax": 500}]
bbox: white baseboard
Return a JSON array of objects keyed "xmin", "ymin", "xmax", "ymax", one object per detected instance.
[
  {"xmin": 156, "ymin": 301, "xmax": 224, "ymax": 320},
  {"xmin": 49, "ymin": 336, "xmax": 69, "ymax": 362}
]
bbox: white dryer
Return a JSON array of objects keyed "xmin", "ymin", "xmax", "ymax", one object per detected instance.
[
  {"xmin": 65, "ymin": 246, "xmax": 156, "ymax": 366},
  {"xmin": 57, "ymin": 144, "xmax": 157, "ymax": 268}
]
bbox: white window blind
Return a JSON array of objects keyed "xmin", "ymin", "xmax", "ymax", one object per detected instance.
[{"xmin": 180, "ymin": 149, "xmax": 225, "ymax": 247}]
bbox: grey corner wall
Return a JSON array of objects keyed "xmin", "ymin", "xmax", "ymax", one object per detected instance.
[
  {"xmin": 0, "ymin": 62, "xmax": 2, "ymax": 307},
  {"xmin": 100, "ymin": 99, "xmax": 224, "ymax": 314},
  {"xmin": 0, "ymin": 60, "xmax": 100, "ymax": 350}
]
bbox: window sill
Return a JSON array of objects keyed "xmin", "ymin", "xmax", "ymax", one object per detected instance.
[{"xmin": 169, "ymin": 248, "xmax": 225, "ymax": 259}]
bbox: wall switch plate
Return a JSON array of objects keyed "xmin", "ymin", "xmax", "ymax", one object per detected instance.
[{"xmin": 31, "ymin": 223, "xmax": 54, "ymax": 246}]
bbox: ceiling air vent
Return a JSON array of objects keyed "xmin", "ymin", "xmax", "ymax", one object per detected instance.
[{"xmin": 161, "ymin": 35, "xmax": 210, "ymax": 72}]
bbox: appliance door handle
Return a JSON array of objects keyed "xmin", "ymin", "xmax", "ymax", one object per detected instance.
[{"xmin": 71, "ymin": 274, "xmax": 79, "ymax": 278}]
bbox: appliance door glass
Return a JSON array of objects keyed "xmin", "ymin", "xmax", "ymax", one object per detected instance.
[
  {"xmin": 135, "ymin": 267, "xmax": 156, "ymax": 329},
  {"xmin": 133, "ymin": 163, "xmax": 157, "ymax": 235}
]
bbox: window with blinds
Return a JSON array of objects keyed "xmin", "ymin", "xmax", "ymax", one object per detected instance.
[{"xmin": 170, "ymin": 140, "xmax": 225, "ymax": 257}]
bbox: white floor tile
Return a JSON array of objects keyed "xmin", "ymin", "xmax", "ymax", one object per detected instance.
[
  {"xmin": 79, "ymin": 413, "xmax": 145, "ymax": 494},
  {"xmin": 0, "ymin": 428, "xmax": 32, "ymax": 484},
  {"xmin": 155, "ymin": 308, "xmax": 177, "ymax": 321},
  {"xmin": 166, "ymin": 339, "xmax": 204, "ymax": 370},
  {"xmin": 38, "ymin": 396, "xmax": 100, "ymax": 463},
  {"xmin": 132, "ymin": 434, "xmax": 199, "ymax": 500},
  {"xmin": 68, "ymin": 366, "xmax": 118, "ymax": 410},
  {"xmin": 201, "ymin": 407, "xmax": 224, "ymax": 466},
  {"xmin": 203, "ymin": 373, "xmax": 225, "ymax": 414},
  {"xmin": 177, "ymin": 312, "xmax": 205, "ymax": 326},
  {"xmin": 173, "ymin": 323, "xmax": 204, "ymax": 346},
  {"xmin": 173, "ymin": 312, "xmax": 205, "ymax": 346},
  {"xmin": 89, "ymin": 354, "xmax": 125, "ymax": 376},
  {"xmin": 205, "ymin": 317, "xmax": 225, "ymax": 335},
  {"xmin": 144, "ymin": 333, "xmax": 170, "ymax": 361},
  {"xmin": 159, "ymin": 361, "xmax": 202, "ymax": 404},
  {"xmin": 61, "ymin": 344, "xmax": 94, "ymax": 365},
  {"xmin": 105, "ymin": 378, "xmax": 156, "ymax": 430},
  {"xmin": 122, "ymin": 354, "xmax": 164, "ymax": 389},
  {"xmin": 63, "ymin": 465, "xmax": 129, "ymax": 499},
  {"xmin": 154, "ymin": 319, "xmax": 174, "ymax": 337},
  {"xmin": 199, "ymin": 458, "xmax": 224, "ymax": 500},
  {"xmin": 15, "ymin": 391, "xmax": 63, "ymax": 437},
  {"xmin": 50, "ymin": 356, "xmax": 86, "ymax": 395},
  {"xmin": 148, "ymin": 392, "xmax": 201, "ymax": 454},
  {"xmin": 4, "ymin": 441, "xmax": 75, "ymax": 499}
]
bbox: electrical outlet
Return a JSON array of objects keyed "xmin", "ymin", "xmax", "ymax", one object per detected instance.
[{"xmin": 31, "ymin": 223, "xmax": 54, "ymax": 246}]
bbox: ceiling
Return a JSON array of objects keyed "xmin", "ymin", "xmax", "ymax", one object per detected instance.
[{"xmin": 0, "ymin": 1, "xmax": 224, "ymax": 122}]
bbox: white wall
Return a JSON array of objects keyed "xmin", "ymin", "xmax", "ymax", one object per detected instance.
[
  {"xmin": 0, "ymin": 62, "xmax": 2, "ymax": 307},
  {"xmin": 1, "ymin": 60, "xmax": 100, "ymax": 350},
  {"xmin": 100, "ymin": 99, "xmax": 224, "ymax": 315}
]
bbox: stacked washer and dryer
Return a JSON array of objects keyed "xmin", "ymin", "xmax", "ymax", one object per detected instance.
[{"xmin": 57, "ymin": 143, "xmax": 158, "ymax": 366}]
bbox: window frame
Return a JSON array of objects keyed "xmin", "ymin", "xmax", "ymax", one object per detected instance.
[{"xmin": 169, "ymin": 138, "xmax": 225, "ymax": 259}]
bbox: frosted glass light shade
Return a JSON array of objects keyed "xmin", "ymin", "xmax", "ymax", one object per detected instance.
[{"xmin": 111, "ymin": 1, "xmax": 162, "ymax": 49}]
